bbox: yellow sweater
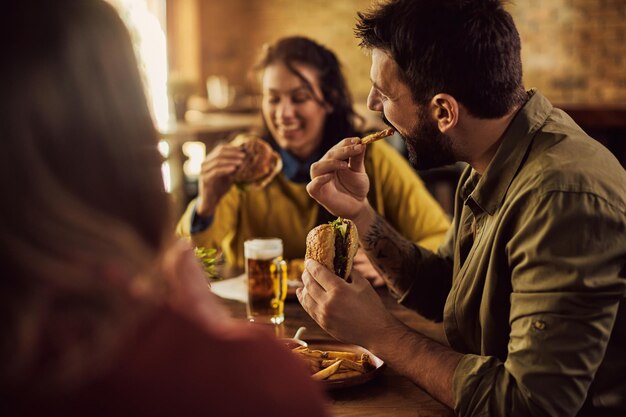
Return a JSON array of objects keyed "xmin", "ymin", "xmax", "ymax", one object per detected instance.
[{"xmin": 176, "ymin": 140, "xmax": 450, "ymax": 268}]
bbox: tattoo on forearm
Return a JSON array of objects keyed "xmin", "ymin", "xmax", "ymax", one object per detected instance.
[{"xmin": 362, "ymin": 215, "xmax": 420, "ymax": 281}]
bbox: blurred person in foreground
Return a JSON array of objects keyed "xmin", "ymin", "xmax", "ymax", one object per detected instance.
[
  {"xmin": 299, "ymin": 1, "xmax": 626, "ymax": 416},
  {"xmin": 176, "ymin": 36, "xmax": 450, "ymax": 286},
  {"xmin": 0, "ymin": 1, "xmax": 328, "ymax": 416}
]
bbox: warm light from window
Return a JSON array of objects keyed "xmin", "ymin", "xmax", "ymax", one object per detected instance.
[
  {"xmin": 158, "ymin": 139, "xmax": 172, "ymax": 191},
  {"xmin": 161, "ymin": 161, "xmax": 172, "ymax": 193},
  {"xmin": 106, "ymin": 0, "xmax": 169, "ymax": 129},
  {"xmin": 158, "ymin": 139, "xmax": 170, "ymax": 158},
  {"xmin": 182, "ymin": 141, "xmax": 206, "ymax": 179}
]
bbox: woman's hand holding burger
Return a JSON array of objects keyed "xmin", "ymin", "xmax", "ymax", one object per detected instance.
[
  {"xmin": 196, "ymin": 134, "xmax": 281, "ymax": 218},
  {"xmin": 196, "ymin": 143, "xmax": 245, "ymax": 217}
]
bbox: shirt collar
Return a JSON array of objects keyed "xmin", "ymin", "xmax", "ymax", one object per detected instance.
[
  {"xmin": 468, "ymin": 89, "xmax": 553, "ymax": 215},
  {"xmin": 278, "ymin": 146, "xmax": 325, "ymax": 183}
]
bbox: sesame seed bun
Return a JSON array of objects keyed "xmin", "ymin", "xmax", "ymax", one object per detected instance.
[{"xmin": 305, "ymin": 218, "xmax": 359, "ymax": 280}]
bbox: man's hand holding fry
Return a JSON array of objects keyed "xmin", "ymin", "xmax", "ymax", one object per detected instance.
[{"xmin": 306, "ymin": 138, "xmax": 371, "ymax": 220}]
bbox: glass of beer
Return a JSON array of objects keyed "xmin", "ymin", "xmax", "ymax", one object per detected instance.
[{"xmin": 244, "ymin": 238, "xmax": 287, "ymax": 325}]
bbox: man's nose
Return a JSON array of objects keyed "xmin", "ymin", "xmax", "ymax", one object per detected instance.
[{"xmin": 367, "ymin": 87, "xmax": 382, "ymax": 112}]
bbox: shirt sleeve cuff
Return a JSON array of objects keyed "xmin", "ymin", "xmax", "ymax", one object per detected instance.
[
  {"xmin": 453, "ymin": 354, "xmax": 501, "ymax": 417},
  {"xmin": 190, "ymin": 204, "xmax": 214, "ymax": 234}
]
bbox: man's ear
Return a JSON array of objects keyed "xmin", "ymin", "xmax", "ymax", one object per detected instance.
[{"xmin": 430, "ymin": 94, "xmax": 459, "ymax": 132}]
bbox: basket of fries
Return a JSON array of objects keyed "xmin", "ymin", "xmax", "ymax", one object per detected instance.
[{"xmin": 286, "ymin": 339, "xmax": 385, "ymax": 389}]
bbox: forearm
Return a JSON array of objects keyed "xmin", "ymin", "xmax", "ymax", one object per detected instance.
[
  {"xmin": 354, "ymin": 205, "xmax": 423, "ymax": 295},
  {"xmin": 368, "ymin": 319, "xmax": 462, "ymax": 408},
  {"xmin": 195, "ymin": 191, "xmax": 220, "ymax": 218},
  {"xmin": 354, "ymin": 205, "xmax": 453, "ymax": 319}
]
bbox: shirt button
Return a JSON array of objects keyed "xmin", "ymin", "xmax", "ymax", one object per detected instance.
[{"xmin": 532, "ymin": 320, "xmax": 547, "ymax": 330}]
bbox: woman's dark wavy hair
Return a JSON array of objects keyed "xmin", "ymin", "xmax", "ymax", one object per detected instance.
[
  {"xmin": 253, "ymin": 36, "xmax": 364, "ymax": 150},
  {"xmin": 355, "ymin": 0, "xmax": 527, "ymax": 118}
]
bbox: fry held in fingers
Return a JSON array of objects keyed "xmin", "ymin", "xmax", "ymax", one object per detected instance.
[{"xmin": 360, "ymin": 128, "xmax": 395, "ymax": 145}]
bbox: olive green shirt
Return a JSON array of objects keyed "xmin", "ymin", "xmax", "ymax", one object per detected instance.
[{"xmin": 398, "ymin": 90, "xmax": 626, "ymax": 416}]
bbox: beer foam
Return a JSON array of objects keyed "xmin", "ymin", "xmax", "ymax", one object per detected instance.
[{"xmin": 244, "ymin": 238, "xmax": 283, "ymax": 260}]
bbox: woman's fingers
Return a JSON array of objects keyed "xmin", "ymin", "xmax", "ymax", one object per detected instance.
[
  {"xmin": 205, "ymin": 166, "xmax": 238, "ymax": 179},
  {"xmin": 204, "ymin": 153, "xmax": 244, "ymax": 165},
  {"xmin": 201, "ymin": 158, "xmax": 241, "ymax": 175},
  {"xmin": 209, "ymin": 143, "xmax": 245, "ymax": 156}
]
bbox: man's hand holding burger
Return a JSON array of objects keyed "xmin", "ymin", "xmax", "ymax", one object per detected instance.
[
  {"xmin": 296, "ymin": 257, "xmax": 402, "ymax": 349},
  {"xmin": 300, "ymin": 217, "xmax": 403, "ymax": 359}
]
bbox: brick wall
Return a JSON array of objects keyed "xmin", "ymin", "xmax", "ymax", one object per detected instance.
[
  {"xmin": 176, "ymin": 0, "xmax": 626, "ymax": 107},
  {"xmin": 509, "ymin": 0, "xmax": 626, "ymax": 105},
  {"xmin": 194, "ymin": 0, "xmax": 372, "ymax": 102}
]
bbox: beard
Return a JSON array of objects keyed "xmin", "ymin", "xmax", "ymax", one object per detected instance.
[{"xmin": 382, "ymin": 107, "xmax": 456, "ymax": 170}]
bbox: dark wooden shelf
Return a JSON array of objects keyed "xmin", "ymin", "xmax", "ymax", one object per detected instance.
[{"xmin": 559, "ymin": 106, "xmax": 626, "ymax": 130}]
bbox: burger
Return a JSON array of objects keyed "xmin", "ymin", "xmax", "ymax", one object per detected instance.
[
  {"xmin": 305, "ymin": 218, "xmax": 359, "ymax": 280},
  {"xmin": 230, "ymin": 134, "xmax": 282, "ymax": 188}
]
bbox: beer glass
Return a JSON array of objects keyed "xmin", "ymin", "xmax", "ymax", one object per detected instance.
[{"xmin": 244, "ymin": 238, "xmax": 287, "ymax": 324}]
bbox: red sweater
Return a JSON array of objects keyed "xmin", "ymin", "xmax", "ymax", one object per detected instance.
[{"xmin": 7, "ymin": 306, "xmax": 329, "ymax": 417}]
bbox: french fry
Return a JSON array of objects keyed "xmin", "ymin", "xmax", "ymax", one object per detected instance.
[
  {"xmin": 327, "ymin": 370, "xmax": 361, "ymax": 380},
  {"xmin": 295, "ymin": 348, "xmax": 325, "ymax": 359},
  {"xmin": 339, "ymin": 358, "xmax": 368, "ymax": 373},
  {"xmin": 312, "ymin": 359, "xmax": 342, "ymax": 380},
  {"xmin": 320, "ymin": 359, "xmax": 336, "ymax": 368},
  {"xmin": 306, "ymin": 358, "xmax": 322, "ymax": 373},
  {"xmin": 325, "ymin": 351, "xmax": 358, "ymax": 361},
  {"xmin": 360, "ymin": 128, "xmax": 395, "ymax": 145},
  {"xmin": 291, "ymin": 346, "xmax": 373, "ymax": 381},
  {"xmin": 321, "ymin": 358, "xmax": 366, "ymax": 373}
]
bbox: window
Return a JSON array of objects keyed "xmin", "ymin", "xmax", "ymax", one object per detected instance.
[{"xmin": 106, "ymin": 0, "xmax": 169, "ymax": 129}]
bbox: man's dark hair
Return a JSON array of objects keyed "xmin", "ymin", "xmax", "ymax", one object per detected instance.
[
  {"xmin": 254, "ymin": 36, "xmax": 364, "ymax": 149},
  {"xmin": 355, "ymin": 0, "xmax": 527, "ymax": 118}
]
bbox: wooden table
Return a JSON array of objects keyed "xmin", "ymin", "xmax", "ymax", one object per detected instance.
[{"xmin": 215, "ymin": 284, "xmax": 455, "ymax": 417}]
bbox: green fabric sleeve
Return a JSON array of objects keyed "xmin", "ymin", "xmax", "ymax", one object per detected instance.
[{"xmin": 453, "ymin": 190, "xmax": 626, "ymax": 417}]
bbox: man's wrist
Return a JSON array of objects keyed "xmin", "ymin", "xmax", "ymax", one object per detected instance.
[
  {"xmin": 366, "ymin": 314, "xmax": 409, "ymax": 355},
  {"xmin": 352, "ymin": 203, "xmax": 377, "ymax": 240}
]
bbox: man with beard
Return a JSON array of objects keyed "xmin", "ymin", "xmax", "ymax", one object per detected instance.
[{"xmin": 299, "ymin": 1, "xmax": 626, "ymax": 416}]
